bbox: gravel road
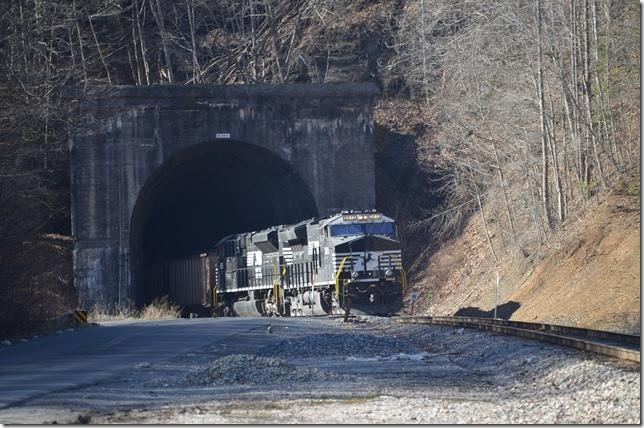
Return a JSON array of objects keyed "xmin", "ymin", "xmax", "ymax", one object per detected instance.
[{"xmin": 0, "ymin": 316, "xmax": 639, "ymax": 424}]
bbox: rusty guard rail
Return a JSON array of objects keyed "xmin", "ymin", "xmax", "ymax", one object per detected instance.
[{"xmin": 397, "ymin": 316, "xmax": 640, "ymax": 363}]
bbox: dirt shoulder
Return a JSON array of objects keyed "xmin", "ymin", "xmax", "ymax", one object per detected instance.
[
  {"xmin": 411, "ymin": 181, "xmax": 640, "ymax": 333},
  {"xmin": 508, "ymin": 191, "xmax": 640, "ymax": 331}
]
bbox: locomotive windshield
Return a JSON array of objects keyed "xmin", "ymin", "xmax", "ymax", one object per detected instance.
[
  {"xmin": 365, "ymin": 222, "xmax": 395, "ymax": 236},
  {"xmin": 330, "ymin": 224, "xmax": 363, "ymax": 236},
  {"xmin": 330, "ymin": 222, "xmax": 396, "ymax": 238}
]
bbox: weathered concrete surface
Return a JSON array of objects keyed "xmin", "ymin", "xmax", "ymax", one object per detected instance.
[{"xmin": 69, "ymin": 83, "xmax": 379, "ymax": 307}]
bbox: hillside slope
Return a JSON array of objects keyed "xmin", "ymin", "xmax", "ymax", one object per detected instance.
[{"xmin": 409, "ymin": 177, "xmax": 640, "ymax": 334}]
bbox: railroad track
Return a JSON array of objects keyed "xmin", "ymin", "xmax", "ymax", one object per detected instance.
[{"xmin": 397, "ymin": 316, "xmax": 641, "ymax": 363}]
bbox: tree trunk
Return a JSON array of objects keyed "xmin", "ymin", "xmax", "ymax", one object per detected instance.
[
  {"xmin": 570, "ymin": 0, "xmax": 586, "ymax": 187},
  {"xmin": 130, "ymin": 2, "xmax": 142, "ymax": 85},
  {"xmin": 264, "ymin": 0, "xmax": 286, "ymax": 82},
  {"xmin": 150, "ymin": 0, "xmax": 174, "ymax": 83},
  {"xmin": 134, "ymin": 0, "xmax": 151, "ymax": 85},
  {"xmin": 582, "ymin": 0, "xmax": 606, "ymax": 190},
  {"xmin": 546, "ymin": 80, "xmax": 565, "ymax": 222},
  {"xmin": 523, "ymin": 146, "xmax": 545, "ymax": 244},
  {"xmin": 536, "ymin": 0, "xmax": 553, "ymax": 230},
  {"xmin": 87, "ymin": 14, "xmax": 112, "ymax": 85},
  {"xmin": 250, "ymin": 0, "xmax": 258, "ymax": 81},
  {"xmin": 590, "ymin": 0, "xmax": 620, "ymax": 173},
  {"xmin": 468, "ymin": 160, "xmax": 499, "ymax": 264},
  {"xmin": 72, "ymin": 0, "xmax": 88, "ymax": 87},
  {"xmin": 186, "ymin": 0, "xmax": 201, "ymax": 83},
  {"xmin": 420, "ymin": 0, "xmax": 430, "ymax": 107}
]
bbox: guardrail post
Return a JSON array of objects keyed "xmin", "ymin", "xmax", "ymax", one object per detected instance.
[{"xmin": 494, "ymin": 272, "xmax": 500, "ymax": 319}]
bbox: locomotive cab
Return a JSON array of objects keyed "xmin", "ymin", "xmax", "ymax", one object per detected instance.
[{"xmin": 322, "ymin": 211, "xmax": 404, "ymax": 315}]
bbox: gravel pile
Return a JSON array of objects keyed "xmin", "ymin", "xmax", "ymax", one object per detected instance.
[
  {"xmin": 186, "ymin": 354, "xmax": 345, "ymax": 386},
  {"xmin": 257, "ymin": 333, "xmax": 417, "ymax": 358}
]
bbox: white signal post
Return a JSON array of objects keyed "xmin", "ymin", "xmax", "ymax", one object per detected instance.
[{"xmin": 410, "ymin": 291, "xmax": 418, "ymax": 316}]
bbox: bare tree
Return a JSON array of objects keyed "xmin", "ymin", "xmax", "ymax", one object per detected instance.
[{"xmin": 391, "ymin": 0, "xmax": 639, "ymax": 253}]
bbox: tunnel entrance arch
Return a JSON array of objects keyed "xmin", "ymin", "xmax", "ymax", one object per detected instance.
[
  {"xmin": 129, "ymin": 140, "xmax": 318, "ymax": 306},
  {"xmin": 69, "ymin": 83, "xmax": 378, "ymax": 307}
]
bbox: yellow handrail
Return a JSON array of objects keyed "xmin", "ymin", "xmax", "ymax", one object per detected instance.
[
  {"xmin": 334, "ymin": 256, "xmax": 349, "ymax": 299},
  {"xmin": 400, "ymin": 266, "xmax": 408, "ymax": 293},
  {"xmin": 279, "ymin": 266, "xmax": 286, "ymax": 302},
  {"xmin": 272, "ymin": 265, "xmax": 287, "ymax": 305},
  {"xmin": 272, "ymin": 264, "xmax": 279, "ymax": 304}
]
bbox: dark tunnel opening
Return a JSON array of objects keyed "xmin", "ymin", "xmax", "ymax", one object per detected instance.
[{"xmin": 129, "ymin": 141, "xmax": 318, "ymax": 307}]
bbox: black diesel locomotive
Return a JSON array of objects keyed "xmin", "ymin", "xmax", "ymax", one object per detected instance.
[{"xmin": 148, "ymin": 211, "xmax": 405, "ymax": 317}]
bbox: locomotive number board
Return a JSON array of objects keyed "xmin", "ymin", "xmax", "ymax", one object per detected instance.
[{"xmin": 342, "ymin": 213, "xmax": 382, "ymax": 222}]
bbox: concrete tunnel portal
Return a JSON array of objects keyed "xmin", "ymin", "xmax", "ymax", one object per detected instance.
[
  {"xmin": 70, "ymin": 83, "xmax": 378, "ymax": 308},
  {"xmin": 129, "ymin": 141, "xmax": 319, "ymax": 307}
]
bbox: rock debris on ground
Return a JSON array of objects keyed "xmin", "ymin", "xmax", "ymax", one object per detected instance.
[
  {"xmin": 256, "ymin": 332, "xmax": 417, "ymax": 358},
  {"xmin": 185, "ymin": 354, "xmax": 346, "ymax": 386},
  {"xmin": 0, "ymin": 318, "xmax": 638, "ymax": 424},
  {"xmin": 104, "ymin": 319, "xmax": 640, "ymax": 423}
]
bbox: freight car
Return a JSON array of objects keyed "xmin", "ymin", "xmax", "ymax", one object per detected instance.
[{"xmin": 149, "ymin": 211, "xmax": 405, "ymax": 317}]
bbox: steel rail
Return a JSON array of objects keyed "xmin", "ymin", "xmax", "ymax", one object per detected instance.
[
  {"xmin": 397, "ymin": 316, "xmax": 640, "ymax": 363},
  {"xmin": 417, "ymin": 316, "xmax": 640, "ymax": 345}
]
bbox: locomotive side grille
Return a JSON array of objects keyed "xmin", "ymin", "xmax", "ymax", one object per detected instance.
[
  {"xmin": 333, "ymin": 254, "xmax": 356, "ymax": 271},
  {"xmin": 377, "ymin": 253, "xmax": 402, "ymax": 269},
  {"xmin": 333, "ymin": 251, "xmax": 402, "ymax": 271},
  {"xmin": 307, "ymin": 240, "xmax": 320, "ymax": 256},
  {"xmin": 282, "ymin": 247, "xmax": 294, "ymax": 265}
]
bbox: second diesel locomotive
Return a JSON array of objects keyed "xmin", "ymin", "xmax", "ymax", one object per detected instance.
[{"xmin": 212, "ymin": 210, "xmax": 405, "ymax": 317}]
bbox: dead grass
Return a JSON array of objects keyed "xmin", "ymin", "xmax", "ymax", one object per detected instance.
[
  {"xmin": 88, "ymin": 304, "xmax": 139, "ymax": 322},
  {"xmin": 88, "ymin": 296, "xmax": 181, "ymax": 321},
  {"xmin": 140, "ymin": 296, "xmax": 182, "ymax": 320}
]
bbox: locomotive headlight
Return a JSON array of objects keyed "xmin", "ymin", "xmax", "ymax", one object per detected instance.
[
  {"xmin": 351, "ymin": 271, "xmax": 359, "ymax": 279},
  {"xmin": 385, "ymin": 269, "xmax": 394, "ymax": 278}
]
